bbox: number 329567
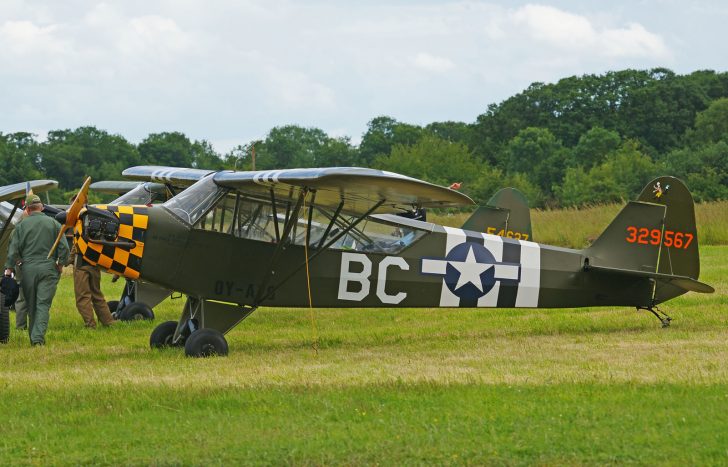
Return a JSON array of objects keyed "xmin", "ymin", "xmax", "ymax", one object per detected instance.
[{"xmin": 625, "ymin": 226, "xmax": 693, "ymax": 249}]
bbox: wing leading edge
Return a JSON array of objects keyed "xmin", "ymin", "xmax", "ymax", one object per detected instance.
[
  {"xmin": 213, "ymin": 167, "xmax": 474, "ymax": 214},
  {"xmin": 0, "ymin": 180, "xmax": 58, "ymax": 203}
]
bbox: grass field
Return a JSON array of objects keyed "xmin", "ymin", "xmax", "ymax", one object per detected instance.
[{"xmin": 0, "ymin": 242, "xmax": 726, "ymax": 465}]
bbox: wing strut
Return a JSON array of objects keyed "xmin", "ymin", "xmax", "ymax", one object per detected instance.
[
  {"xmin": 316, "ymin": 200, "xmax": 344, "ymax": 250},
  {"xmin": 269, "ymin": 188, "xmax": 281, "ymax": 242},
  {"xmin": 253, "ymin": 188, "xmax": 309, "ymax": 306},
  {"xmin": 254, "ymin": 198, "xmax": 386, "ymax": 306}
]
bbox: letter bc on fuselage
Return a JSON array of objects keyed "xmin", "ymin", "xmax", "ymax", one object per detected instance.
[{"xmin": 335, "ymin": 225, "xmax": 541, "ymax": 309}]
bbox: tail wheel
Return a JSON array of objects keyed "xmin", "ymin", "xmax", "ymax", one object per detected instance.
[
  {"xmin": 184, "ymin": 328, "xmax": 228, "ymax": 357},
  {"xmin": 118, "ymin": 302, "xmax": 155, "ymax": 321},
  {"xmin": 0, "ymin": 298, "xmax": 9, "ymax": 344},
  {"xmin": 150, "ymin": 320, "xmax": 182, "ymax": 348}
]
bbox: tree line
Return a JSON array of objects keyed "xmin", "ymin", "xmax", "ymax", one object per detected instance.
[{"xmin": 2, "ymin": 68, "xmax": 728, "ymax": 207}]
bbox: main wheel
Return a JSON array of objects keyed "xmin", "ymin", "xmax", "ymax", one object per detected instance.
[
  {"xmin": 107, "ymin": 300, "xmax": 119, "ymax": 313},
  {"xmin": 118, "ymin": 302, "xmax": 155, "ymax": 321},
  {"xmin": 0, "ymin": 299, "xmax": 9, "ymax": 344},
  {"xmin": 150, "ymin": 320, "xmax": 181, "ymax": 348},
  {"xmin": 184, "ymin": 328, "xmax": 228, "ymax": 357}
]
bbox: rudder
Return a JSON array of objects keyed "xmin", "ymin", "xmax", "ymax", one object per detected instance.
[{"xmin": 637, "ymin": 176, "xmax": 700, "ymax": 280}]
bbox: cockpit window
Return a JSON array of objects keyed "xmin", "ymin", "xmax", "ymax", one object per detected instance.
[
  {"xmin": 163, "ymin": 175, "xmax": 226, "ymax": 225},
  {"xmin": 186, "ymin": 189, "xmax": 426, "ymax": 254},
  {"xmin": 110, "ymin": 182, "xmax": 168, "ymax": 206}
]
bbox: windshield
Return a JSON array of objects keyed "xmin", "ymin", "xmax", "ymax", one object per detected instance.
[
  {"xmin": 163, "ymin": 175, "xmax": 226, "ymax": 225},
  {"xmin": 110, "ymin": 183, "xmax": 168, "ymax": 206}
]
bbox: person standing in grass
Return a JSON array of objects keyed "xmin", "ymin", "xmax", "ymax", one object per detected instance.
[
  {"xmin": 71, "ymin": 241, "xmax": 116, "ymax": 328},
  {"xmin": 3, "ymin": 194, "xmax": 69, "ymax": 346}
]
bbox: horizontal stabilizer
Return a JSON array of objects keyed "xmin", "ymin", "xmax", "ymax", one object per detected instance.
[{"xmin": 587, "ymin": 264, "xmax": 714, "ymax": 294}]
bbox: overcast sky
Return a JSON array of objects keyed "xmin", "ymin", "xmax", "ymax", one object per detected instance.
[{"xmin": 2, "ymin": 0, "xmax": 727, "ymax": 152}]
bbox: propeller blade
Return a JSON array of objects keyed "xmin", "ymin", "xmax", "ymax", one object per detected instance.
[
  {"xmin": 47, "ymin": 176, "xmax": 92, "ymax": 259},
  {"xmin": 65, "ymin": 176, "xmax": 92, "ymax": 228}
]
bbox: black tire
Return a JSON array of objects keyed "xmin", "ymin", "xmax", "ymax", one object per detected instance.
[
  {"xmin": 150, "ymin": 320, "xmax": 181, "ymax": 348},
  {"xmin": 184, "ymin": 328, "xmax": 228, "ymax": 357},
  {"xmin": 118, "ymin": 302, "xmax": 155, "ymax": 321},
  {"xmin": 107, "ymin": 300, "xmax": 119, "ymax": 313},
  {"xmin": 0, "ymin": 300, "xmax": 9, "ymax": 344}
]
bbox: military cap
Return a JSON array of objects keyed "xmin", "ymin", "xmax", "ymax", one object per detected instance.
[{"xmin": 25, "ymin": 194, "xmax": 42, "ymax": 205}]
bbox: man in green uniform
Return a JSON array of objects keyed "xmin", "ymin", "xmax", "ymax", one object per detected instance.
[{"xmin": 3, "ymin": 194, "xmax": 69, "ymax": 345}]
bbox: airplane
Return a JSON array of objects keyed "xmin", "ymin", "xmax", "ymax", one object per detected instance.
[
  {"xmin": 51, "ymin": 167, "xmax": 713, "ymax": 357},
  {"xmin": 0, "ymin": 180, "xmax": 59, "ymax": 342},
  {"xmin": 88, "ymin": 178, "xmax": 534, "ymax": 321}
]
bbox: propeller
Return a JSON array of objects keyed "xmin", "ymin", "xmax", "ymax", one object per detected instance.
[{"xmin": 47, "ymin": 176, "xmax": 92, "ymax": 259}]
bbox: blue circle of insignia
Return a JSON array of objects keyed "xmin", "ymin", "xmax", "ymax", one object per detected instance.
[{"xmin": 444, "ymin": 241, "xmax": 497, "ymax": 300}]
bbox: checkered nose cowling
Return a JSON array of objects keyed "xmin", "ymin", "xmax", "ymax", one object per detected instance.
[{"xmin": 74, "ymin": 205, "xmax": 149, "ymax": 280}]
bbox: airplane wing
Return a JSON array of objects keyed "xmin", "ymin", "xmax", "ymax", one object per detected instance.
[
  {"xmin": 0, "ymin": 180, "xmax": 58, "ymax": 203},
  {"xmin": 122, "ymin": 166, "xmax": 216, "ymax": 186},
  {"xmin": 90, "ymin": 181, "xmax": 144, "ymax": 195},
  {"xmin": 213, "ymin": 167, "xmax": 474, "ymax": 214}
]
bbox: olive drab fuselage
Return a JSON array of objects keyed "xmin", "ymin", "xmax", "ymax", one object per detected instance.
[
  {"xmin": 80, "ymin": 205, "xmax": 662, "ymax": 311},
  {"xmin": 72, "ymin": 173, "xmax": 709, "ymax": 326}
]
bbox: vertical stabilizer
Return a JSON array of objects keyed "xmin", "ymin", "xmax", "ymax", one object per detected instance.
[{"xmin": 462, "ymin": 187, "xmax": 533, "ymax": 241}]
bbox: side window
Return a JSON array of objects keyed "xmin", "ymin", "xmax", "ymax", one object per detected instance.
[
  {"xmin": 190, "ymin": 192, "xmax": 426, "ymax": 253},
  {"xmin": 193, "ymin": 193, "xmax": 279, "ymax": 242},
  {"xmin": 194, "ymin": 193, "xmax": 237, "ymax": 234}
]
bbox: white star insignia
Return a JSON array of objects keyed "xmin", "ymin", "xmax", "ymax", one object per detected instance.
[{"xmin": 450, "ymin": 246, "xmax": 492, "ymax": 292}]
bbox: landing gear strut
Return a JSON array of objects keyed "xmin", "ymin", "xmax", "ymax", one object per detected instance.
[{"xmin": 638, "ymin": 305, "xmax": 672, "ymax": 328}]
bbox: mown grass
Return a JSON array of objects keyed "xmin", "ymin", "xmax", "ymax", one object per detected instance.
[
  {"xmin": 434, "ymin": 200, "xmax": 728, "ymax": 249},
  {"xmin": 0, "ymin": 247, "xmax": 726, "ymax": 465}
]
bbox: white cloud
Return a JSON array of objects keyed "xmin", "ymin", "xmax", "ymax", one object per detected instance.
[
  {"xmin": 509, "ymin": 4, "xmax": 670, "ymax": 60},
  {"xmin": 599, "ymin": 22, "xmax": 670, "ymax": 59},
  {"xmin": 412, "ymin": 53, "xmax": 455, "ymax": 73},
  {"xmin": 512, "ymin": 4, "xmax": 595, "ymax": 48}
]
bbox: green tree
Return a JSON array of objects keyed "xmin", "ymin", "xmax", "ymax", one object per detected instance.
[
  {"xmin": 661, "ymin": 141, "xmax": 728, "ymax": 202},
  {"xmin": 39, "ymin": 127, "xmax": 140, "ymax": 192},
  {"xmin": 557, "ymin": 140, "xmax": 656, "ymax": 206},
  {"xmin": 0, "ymin": 132, "xmax": 43, "ymax": 186},
  {"xmin": 253, "ymin": 125, "xmax": 354, "ymax": 169},
  {"xmin": 359, "ymin": 116, "xmax": 424, "ymax": 165},
  {"xmin": 190, "ymin": 140, "xmax": 225, "ymax": 170},
  {"xmin": 572, "ymin": 127, "xmax": 621, "ymax": 168},
  {"xmin": 138, "ymin": 132, "xmax": 196, "ymax": 167},
  {"xmin": 373, "ymin": 135, "xmax": 481, "ymax": 194},
  {"xmin": 501, "ymin": 127, "xmax": 569, "ymax": 197},
  {"xmin": 690, "ymin": 97, "xmax": 728, "ymax": 145}
]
